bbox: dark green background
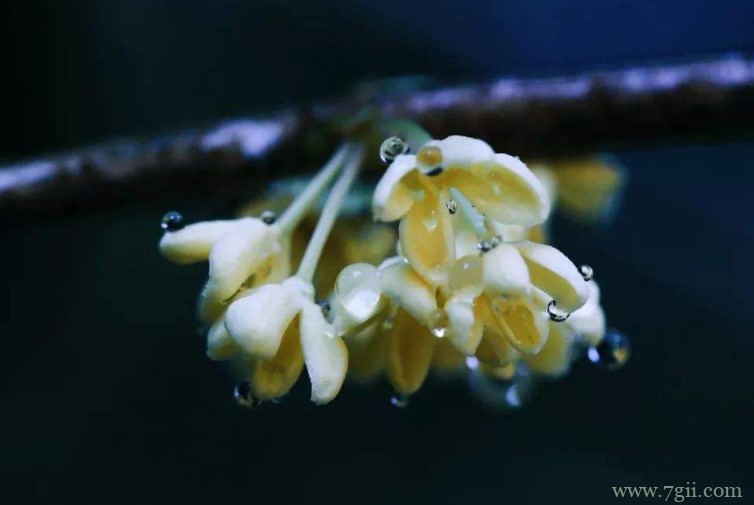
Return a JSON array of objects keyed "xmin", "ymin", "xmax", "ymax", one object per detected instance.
[{"xmin": 2, "ymin": 1, "xmax": 752, "ymax": 503}]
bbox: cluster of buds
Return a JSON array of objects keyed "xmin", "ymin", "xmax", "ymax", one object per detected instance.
[{"xmin": 159, "ymin": 133, "xmax": 629, "ymax": 409}]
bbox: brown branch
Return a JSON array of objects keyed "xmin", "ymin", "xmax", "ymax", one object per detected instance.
[{"xmin": 2, "ymin": 55, "xmax": 754, "ymax": 217}]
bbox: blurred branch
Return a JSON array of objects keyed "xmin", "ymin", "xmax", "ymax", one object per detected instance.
[{"xmin": 2, "ymin": 54, "xmax": 754, "ymax": 217}]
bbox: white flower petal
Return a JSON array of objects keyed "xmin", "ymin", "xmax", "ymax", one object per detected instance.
[
  {"xmin": 224, "ymin": 283, "xmax": 301, "ymax": 359},
  {"xmin": 423, "ymin": 135, "xmax": 494, "ymax": 170},
  {"xmin": 206, "ymin": 317, "xmax": 238, "ymax": 361},
  {"xmin": 372, "ymin": 154, "xmax": 418, "ymax": 222},
  {"xmin": 445, "ymin": 291, "xmax": 483, "ymax": 355},
  {"xmin": 159, "ymin": 219, "xmax": 239, "ymax": 264},
  {"xmin": 482, "ymin": 243, "xmax": 530, "ymax": 297},
  {"xmin": 515, "ymin": 241, "xmax": 589, "ymax": 312},
  {"xmin": 205, "ymin": 218, "xmax": 280, "ymax": 303},
  {"xmin": 567, "ymin": 281, "xmax": 606, "ymax": 347},
  {"xmin": 300, "ymin": 302, "xmax": 348, "ymax": 404},
  {"xmin": 378, "ymin": 257, "xmax": 437, "ymax": 324}
]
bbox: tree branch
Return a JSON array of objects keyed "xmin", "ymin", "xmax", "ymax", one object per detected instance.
[{"xmin": 2, "ymin": 55, "xmax": 753, "ymax": 217}]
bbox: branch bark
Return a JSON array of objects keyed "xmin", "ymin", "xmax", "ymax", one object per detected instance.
[{"xmin": 2, "ymin": 55, "xmax": 753, "ymax": 217}]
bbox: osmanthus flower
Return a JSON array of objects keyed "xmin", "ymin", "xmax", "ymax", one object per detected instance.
[
  {"xmin": 330, "ymin": 237, "xmax": 589, "ymax": 396},
  {"xmin": 477, "ymin": 280, "xmax": 607, "ymax": 378},
  {"xmin": 531, "ymin": 155, "xmax": 626, "ymax": 224},
  {"xmin": 158, "ymin": 146, "xmax": 350, "ymax": 360},
  {"xmin": 220, "ymin": 146, "xmax": 364, "ymax": 404},
  {"xmin": 372, "ymin": 135, "xmax": 550, "ymax": 286}
]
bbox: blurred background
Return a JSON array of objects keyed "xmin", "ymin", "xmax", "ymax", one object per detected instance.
[{"xmin": 2, "ymin": 1, "xmax": 753, "ymax": 503}]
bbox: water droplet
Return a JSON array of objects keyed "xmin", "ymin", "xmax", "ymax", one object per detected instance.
[
  {"xmin": 379, "ymin": 136, "xmax": 410, "ymax": 164},
  {"xmin": 317, "ymin": 300, "xmax": 332, "ymax": 319},
  {"xmin": 233, "ymin": 380, "xmax": 256, "ymax": 409},
  {"xmin": 390, "ymin": 394, "xmax": 409, "ymax": 408},
  {"xmin": 429, "ymin": 308, "xmax": 449, "ymax": 338},
  {"xmin": 335, "ymin": 263, "xmax": 381, "ymax": 322},
  {"xmin": 449, "ymin": 255, "xmax": 483, "ymax": 292},
  {"xmin": 160, "ymin": 211, "xmax": 184, "ymax": 232},
  {"xmin": 260, "ymin": 210, "xmax": 276, "ymax": 225},
  {"xmin": 579, "ymin": 264, "xmax": 593, "ymax": 281},
  {"xmin": 467, "ymin": 363, "xmax": 534, "ymax": 411},
  {"xmin": 381, "ymin": 317, "xmax": 395, "ymax": 331},
  {"xmin": 416, "ymin": 145, "xmax": 443, "ymax": 171},
  {"xmin": 547, "ymin": 300, "xmax": 569, "ymax": 322},
  {"xmin": 588, "ymin": 329, "xmax": 630, "ymax": 370},
  {"xmin": 476, "ymin": 233, "xmax": 502, "ymax": 253},
  {"xmin": 422, "ymin": 214, "xmax": 438, "ymax": 231},
  {"xmin": 445, "ymin": 199, "xmax": 457, "ymax": 214}
]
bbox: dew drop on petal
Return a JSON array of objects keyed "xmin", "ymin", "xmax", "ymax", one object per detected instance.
[
  {"xmin": 445, "ymin": 199, "xmax": 457, "ymax": 214},
  {"xmin": 449, "ymin": 255, "xmax": 483, "ymax": 292},
  {"xmin": 335, "ymin": 263, "xmax": 381, "ymax": 321},
  {"xmin": 588, "ymin": 329, "xmax": 630, "ymax": 370},
  {"xmin": 476, "ymin": 233, "xmax": 502, "ymax": 253},
  {"xmin": 579, "ymin": 264, "xmax": 594, "ymax": 281},
  {"xmin": 161, "ymin": 211, "xmax": 184, "ymax": 232},
  {"xmin": 233, "ymin": 380, "xmax": 256, "ymax": 409},
  {"xmin": 416, "ymin": 145, "xmax": 443, "ymax": 170},
  {"xmin": 260, "ymin": 210, "xmax": 277, "ymax": 225},
  {"xmin": 379, "ymin": 136, "xmax": 410, "ymax": 164},
  {"xmin": 429, "ymin": 308, "xmax": 449, "ymax": 338},
  {"xmin": 547, "ymin": 300, "xmax": 570, "ymax": 322},
  {"xmin": 390, "ymin": 394, "xmax": 410, "ymax": 408}
]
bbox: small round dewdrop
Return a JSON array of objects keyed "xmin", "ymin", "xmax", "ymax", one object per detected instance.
[
  {"xmin": 335, "ymin": 263, "xmax": 382, "ymax": 322},
  {"xmin": 547, "ymin": 300, "xmax": 570, "ymax": 322},
  {"xmin": 380, "ymin": 136, "xmax": 410, "ymax": 164},
  {"xmin": 416, "ymin": 145, "xmax": 443, "ymax": 175}
]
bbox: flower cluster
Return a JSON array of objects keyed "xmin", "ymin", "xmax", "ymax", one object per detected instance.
[
  {"xmin": 159, "ymin": 133, "xmax": 626, "ymax": 408},
  {"xmin": 332, "ymin": 136, "xmax": 612, "ymax": 398}
]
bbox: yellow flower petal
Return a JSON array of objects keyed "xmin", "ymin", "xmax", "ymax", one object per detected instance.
[
  {"xmin": 431, "ymin": 338, "xmax": 466, "ymax": 374},
  {"xmin": 159, "ymin": 219, "xmax": 239, "ymax": 265},
  {"xmin": 206, "ymin": 317, "xmax": 238, "ymax": 361},
  {"xmin": 249, "ymin": 317, "xmax": 304, "ymax": 400},
  {"xmin": 398, "ymin": 188, "xmax": 455, "ymax": 286},
  {"xmin": 385, "ymin": 310, "xmax": 437, "ymax": 396},
  {"xmin": 475, "ymin": 330, "xmax": 521, "ymax": 367},
  {"xmin": 486, "ymin": 294, "xmax": 550, "ymax": 354},
  {"xmin": 515, "ymin": 241, "xmax": 589, "ymax": 312},
  {"xmin": 445, "ymin": 291, "xmax": 484, "ymax": 355},
  {"xmin": 482, "ymin": 243, "xmax": 530, "ymax": 298},
  {"xmin": 347, "ymin": 320, "xmax": 388, "ymax": 381},
  {"xmin": 372, "ymin": 154, "xmax": 418, "ymax": 222},
  {"xmin": 551, "ymin": 155, "xmax": 626, "ymax": 222},
  {"xmin": 205, "ymin": 218, "xmax": 280, "ymax": 303},
  {"xmin": 224, "ymin": 283, "xmax": 302, "ymax": 359},
  {"xmin": 300, "ymin": 302, "xmax": 348, "ymax": 404},
  {"xmin": 524, "ymin": 323, "xmax": 574, "ymax": 377},
  {"xmin": 451, "ymin": 153, "xmax": 550, "ymax": 226},
  {"xmin": 378, "ymin": 257, "xmax": 437, "ymax": 324}
]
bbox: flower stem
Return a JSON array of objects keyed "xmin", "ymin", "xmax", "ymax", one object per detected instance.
[
  {"xmin": 295, "ymin": 144, "xmax": 364, "ymax": 283},
  {"xmin": 275, "ymin": 144, "xmax": 349, "ymax": 234}
]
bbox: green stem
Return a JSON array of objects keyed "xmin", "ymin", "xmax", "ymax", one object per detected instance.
[
  {"xmin": 275, "ymin": 144, "xmax": 349, "ymax": 234},
  {"xmin": 295, "ymin": 145, "xmax": 364, "ymax": 283}
]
